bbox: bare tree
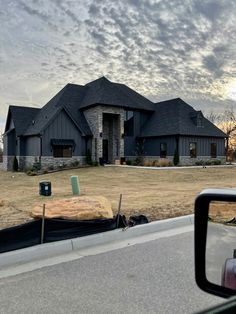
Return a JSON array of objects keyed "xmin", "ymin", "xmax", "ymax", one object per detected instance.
[
  {"xmin": 220, "ymin": 108, "xmax": 236, "ymax": 160},
  {"xmin": 207, "ymin": 107, "xmax": 236, "ymax": 161},
  {"xmin": 205, "ymin": 111, "xmax": 222, "ymax": 125}
]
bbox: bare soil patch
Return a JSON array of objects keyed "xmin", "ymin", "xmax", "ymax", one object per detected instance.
[{"xmin": 0, "ymin": 166, "xmax": 236, "ymax": 229}]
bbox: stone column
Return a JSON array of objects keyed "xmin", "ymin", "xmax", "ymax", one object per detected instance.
[{"xmin": 84, "ymin": 107, "xmax": 103, "ymax": 162}]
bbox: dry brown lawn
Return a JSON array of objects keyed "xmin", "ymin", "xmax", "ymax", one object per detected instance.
[
  {"xmin": 209, "ymin": 202, "xmax": 236, "ymax": 223},
  {"xmin": 0, "ymin": 165, "xmax": 236, "ymax": 228}
]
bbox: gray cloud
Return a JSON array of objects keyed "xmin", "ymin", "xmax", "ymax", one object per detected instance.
[
  {"xmin": 203, "ymin": 54, "xmax": 224, "ymax": 77},
  {"xmin": 194, "ymin": 1, "xmax": 225, "ymax": 21},
  {"xmin": 17, "ymin": 0, "xmax": 58, "ymax": 31},
  {"xmin": 1, "ymin": 0, "xmax": 236, "ymax": 130},
  {"xmin": 52, "ymin": 0, "xmax": 82, "ymax": 27}
]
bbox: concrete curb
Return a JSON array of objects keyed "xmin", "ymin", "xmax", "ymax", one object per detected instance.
[
  {"xmin": 0, "ymin": 214, "xmax": 194, "ymax": 269},
  {"xmin": 105, "ymin": 164, "xmax": 234, "ymax": 170}
]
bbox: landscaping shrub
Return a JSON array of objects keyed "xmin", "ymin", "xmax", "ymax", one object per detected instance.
[
  {"xmin": 126, "ymin": 160, "xmax": 132, "ymax": 166},
  {"xmin": 71, "ymin": 160, "xmax": 80, "ymax": 167},
  {"xmin": 196, "ymin": 159, "xmax": 222, "ymax": 166},
  {"xmin": 152, "ymin": 160, "xmax": 160, "ymax": 167},
  {"xmin": 144, "ymin": 160, "xmax": 153, "ymax": 167},
  {"xmin": 134, "ymin": 139, "xmax": 145, "ymax": 166},
  {"xmin": 86, "ymin": 149, "xmax": 92, "ymax": 165},
  {"xmin": 195, "ymin": 160, "xmax": 204, "ymax": 166},
  {"xmin": 158, "ymin": 159, "xmax": 172, "ymax": 167},
  {"xmin": 211, "ymin": 159, "xmax": 222, "ymax": 165},
  {"xmin": 12, "ymin": 156, "xmax": 18, "ymax": 172},
  {"xmin": 173, "ymin": 149, "xmax": 179, "ymax": 166},
  {"xmin": 32, "ymin": 162, "xmax": 41, "ymax": 171},
  {"xmin": 134, "ymin": 156, "xmax": 144, "ymax": 166}
]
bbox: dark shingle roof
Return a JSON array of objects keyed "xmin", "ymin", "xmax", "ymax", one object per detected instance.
[
  {"xmin": 24, "ymin": 84, "xmax": 92, "ymax": 136},
  {"xmin": 22, "ymin": 77, "xmax": 154, "ymax": 136},
  {"xmin": 6, "ymin": 79, "xmax": 226, "ymax": 140},
  {"xmin": 6, "ymin": 106, "xmax": 40, "ymax": 136},
  {"xmin": 140, "ymin": 98, "xmax": 227, "ymax": 138},
  {"xmin": 80, "ymin": 77, "xmax": 154, "ymax": 111}
]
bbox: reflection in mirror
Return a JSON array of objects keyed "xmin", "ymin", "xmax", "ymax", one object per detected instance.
[{"xmin": 206, "ymin": 201, "xmax": 236, "ymax": 290}]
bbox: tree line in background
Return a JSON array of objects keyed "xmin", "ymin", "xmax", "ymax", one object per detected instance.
[{"xmin": 206, "ymin": 107, "xmax": 236, "ymax": 162}]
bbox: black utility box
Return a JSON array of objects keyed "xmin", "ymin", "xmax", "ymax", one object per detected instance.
[{"xmin": 39, "ymin": 181, "xmax": 51, "ymax": 196}]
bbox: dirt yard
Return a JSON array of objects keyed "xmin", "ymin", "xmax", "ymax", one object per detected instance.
[{"xmin": 0, "ymin": 165, "xmax": 236, "ymax": 229}]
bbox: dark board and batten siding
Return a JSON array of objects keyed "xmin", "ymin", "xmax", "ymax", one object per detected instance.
[
  {"xmin": 24, "ymin": 136, "xmax": 40, "ymax": 156},
  {"xmin": 42, "ymin": 110, "xmax": 85, "ymax": 156},
  {"xmin": 125, "ymin": 135, "xmax": 225, "ymax": 158},
  {"xmin": 124, "ymin": 137, "xmax": 136, "ymax": 156},
  {"xmin": 3, "ymin": 129, "xmax": 16, "ymax": 156},
  {"xmin": 179, "ymin": 136, "xmax": 225, "ymax": 157},
  {"xmin": 143, "ymin": 137, "xmax": 177, "ymax": 156},
  {"xmin": 124, "ymin": 111, "xmax": 142, "ymax": 156}
]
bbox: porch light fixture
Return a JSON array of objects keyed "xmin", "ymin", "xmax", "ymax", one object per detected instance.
[
  {"xmin": 121, "ymin": 133, "xmax": 125, "ymax": 138},
  {"xmin": 100, "ymin": 132, "xmax": 103, "ymax": 137}
]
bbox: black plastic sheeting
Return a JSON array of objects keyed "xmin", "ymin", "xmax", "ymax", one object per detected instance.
[
  {"xmin": 0, "ymin": 216, "xmax": 127, "ymax": 254},
  {"xmin": 226, "ymin": 217, "xmax": 236, "ymax": 224}
]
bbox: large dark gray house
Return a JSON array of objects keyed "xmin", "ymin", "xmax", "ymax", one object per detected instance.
[{"xmin": 2, "ymin": 77, "xmax": 226, "ymax": 170}]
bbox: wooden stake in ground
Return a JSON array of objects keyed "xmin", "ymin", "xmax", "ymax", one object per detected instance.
[
  {"xmin": 41, "ymin": 204, "xmax": 46, "ymax": 244},
  {"xmin": 116, "ymin": 194, "xmax": 122, "ymax": 228}
]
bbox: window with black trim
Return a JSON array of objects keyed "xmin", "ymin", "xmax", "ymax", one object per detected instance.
[
  {"xmin": 53, "ymin": 145, "xmax": 72, "ymax": 158},
  {"xmin": 190, "ymin": 142, "xmax": 197, "ymax": 158},
  {"xmin": 211, "ymin": 143, "xmax": 217, "ymax": 158},
  {"xmin": 124, "ymin": 110, "xmax": 134, "ymax": 136},
  {"xmin": 160, "ymin": 143, "xmax": 167, "ymax": 158}
]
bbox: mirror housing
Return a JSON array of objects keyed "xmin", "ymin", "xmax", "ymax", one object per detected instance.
[{"xmin": 195, "ymin": 188, "xmax": 236, "ymax": 298}]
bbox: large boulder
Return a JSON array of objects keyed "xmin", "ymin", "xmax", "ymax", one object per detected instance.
[{"xmin": 32, "ymin": 196, "xmax": 113, "ymax": 220}]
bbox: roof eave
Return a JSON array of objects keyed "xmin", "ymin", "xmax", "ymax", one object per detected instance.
[
  {"xmin": 80, "ymin": 102, "xmax": 154, "ymax": 112},
  {"xmin": 139, "ymin": 133, "xmax": 227, "ymax": 138}
]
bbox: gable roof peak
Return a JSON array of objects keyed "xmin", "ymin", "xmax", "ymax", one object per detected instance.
[
  {"xmin": 5, "ymin": 105, "xmax": 40, "ymax": 135},
  {"xmin": 157, "ymin": 97, "xmax": 195, "ymax": 111},
  {"xmin": 86, "ymin": 76, "xmax": 111, "ymax": 86},
  {"xmin": 65, "ymin": 82, "xmax": 83, "ymax": 88}
]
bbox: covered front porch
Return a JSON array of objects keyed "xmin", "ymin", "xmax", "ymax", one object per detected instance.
[{"xmin": 100, "ymin": 113, "xmax": 124, "ymax": 164}]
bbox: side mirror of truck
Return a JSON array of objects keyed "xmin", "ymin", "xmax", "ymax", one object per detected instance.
[{"xmin": 195, "ymin": 188, "xmax": 236, "ymax": 298}]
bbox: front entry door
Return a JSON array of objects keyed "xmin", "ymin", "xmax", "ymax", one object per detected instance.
[{"xmin": 102, "ymin": 139, "xmax": 109, "ymax": 163}]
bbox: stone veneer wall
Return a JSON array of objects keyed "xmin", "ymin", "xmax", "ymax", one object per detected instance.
[
  {"xmin": 1, "ymin": 156, "xmax": 85, "ymax": 171},
  {"xmin": 84, "ymin": 106, "xmax": 125, "ymax": 162},
  {"xmin": 40, "ymin": 156, "xmax": 85, "ymax": 169},
  {"xmin": 179, "ymin": 156, "xmax": 226, "ymax": 165},
  {"xmin": 1, "ymin": 155, "xmax": 14, "ymax": 171},
  {"xmin": 125, "ymin": 155, "xmax": 226, "ymax": 166},
  {"xmin": 0, "ymin": 156, "xmax": 8, "ymax": 170},
  {"xmin": 1, "ymin": 154, "xmax": 227, "ymax": 170}
]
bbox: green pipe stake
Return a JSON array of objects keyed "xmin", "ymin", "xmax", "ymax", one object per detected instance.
[{"xmin": 71, "ymin": 176, "xmax": 80, "ymax": 195}]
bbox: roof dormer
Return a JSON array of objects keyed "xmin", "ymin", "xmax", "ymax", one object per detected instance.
[{"xmin": 190, "ymin": 111, "xmax": 204, "ymax": 128}]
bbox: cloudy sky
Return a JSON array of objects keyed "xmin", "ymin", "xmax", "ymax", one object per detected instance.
[{"xmin": 1, "ymin": 0, "xmax": 236, "ymax": 132}]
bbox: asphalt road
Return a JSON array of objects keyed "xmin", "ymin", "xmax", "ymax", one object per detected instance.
[{"xmin": 0, "ymin": 231, "xmax": 224, "ymax": 314}]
